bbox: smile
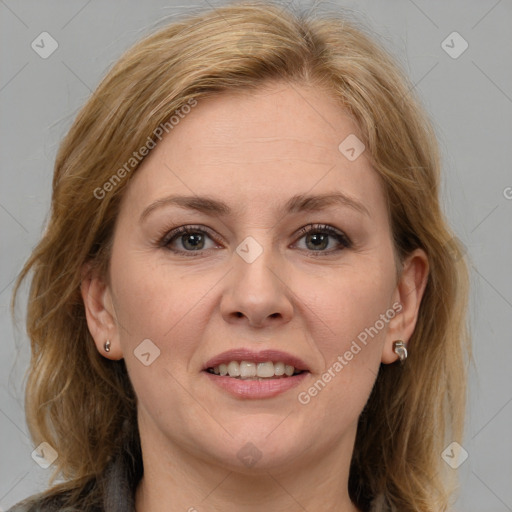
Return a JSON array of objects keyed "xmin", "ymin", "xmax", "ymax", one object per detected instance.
[
  {"xmin": 206, "ymin": 360, "xmax": 304, "ymax": 379},
  {"xmin": 203, "ymin": 365, "xmax": 309, "ymax": 399}
]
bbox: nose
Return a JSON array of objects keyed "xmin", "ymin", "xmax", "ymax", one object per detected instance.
[{"xmin": 220, "ymin": 238, "xmax": 294, "ymax": 329}]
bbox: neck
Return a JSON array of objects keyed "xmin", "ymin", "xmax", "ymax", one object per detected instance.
[{"xmin": 134, "ymin": 417, "xmax": 361, "ymax": 512}]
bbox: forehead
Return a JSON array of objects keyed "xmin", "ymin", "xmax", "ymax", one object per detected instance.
[
  {"xmin": 172, "ymin": 83, "xmax": 359, "ymax": 163},
  {"xmin": 122, "ymin": 82, "xmax": 387, "ymax": 223}
]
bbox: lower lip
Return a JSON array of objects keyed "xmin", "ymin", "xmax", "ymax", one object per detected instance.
[{"xmin": 203, "ymin": 371, "xmax": 309, "ymax": 399}]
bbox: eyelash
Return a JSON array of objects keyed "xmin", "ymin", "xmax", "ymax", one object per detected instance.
[{"xmin": 157, "ymin": 223, "xmax": 352, "ymax": 257}]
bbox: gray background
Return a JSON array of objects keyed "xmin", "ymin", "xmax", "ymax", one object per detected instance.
[{"xmin": 1, "ymin": 1, "xmax": 511, "ymax": 510}]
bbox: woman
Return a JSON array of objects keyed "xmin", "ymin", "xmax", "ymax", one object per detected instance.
[{"xmin": 10, "ymin": 1, "xmax": 471, "ymax": 511}]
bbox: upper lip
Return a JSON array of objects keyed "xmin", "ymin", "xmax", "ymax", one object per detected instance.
[{"xmin": 203, "ymin": 349, "xmax": 310, "ymax": 372}]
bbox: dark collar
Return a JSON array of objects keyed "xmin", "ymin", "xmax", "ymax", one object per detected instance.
[{"xmin": 99, "ymin": 435, "xmax": 143, "ymax": 512}]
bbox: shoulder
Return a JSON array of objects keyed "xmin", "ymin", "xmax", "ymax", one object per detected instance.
[
  {"xmin": 5, "ymin": 483, "xmax": 101, "ymax": 512},
  {"xmin": 7, "ymin": 432, "xmax": 141, "ymax": 512},
  {"xmin": 6, "ymin": 493, "xmax": 70, "ymax": 512},
  {"xmin": 6, "ymin": 454, "xmax": 137, "ymax": 512}
]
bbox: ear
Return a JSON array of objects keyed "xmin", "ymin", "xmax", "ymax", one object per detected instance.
[
  {"xmin": 80, "ymin": 263, "xmax": 123, "ymax": 360},
  {"xmin": 382, "ymin": 248, "xmax": 429, "ymax": 364}
]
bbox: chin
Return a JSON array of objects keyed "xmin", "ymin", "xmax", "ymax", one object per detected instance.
[{"xmin": 208, "ymin": 424, "xmax": 307, "ymax": 473}]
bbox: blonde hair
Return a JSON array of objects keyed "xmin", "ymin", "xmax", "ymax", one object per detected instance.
[{"xmin": 12, "ymin": 2, "xmax": 472, "ymax": 510}]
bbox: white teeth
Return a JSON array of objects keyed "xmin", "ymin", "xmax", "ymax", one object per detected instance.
[
  {"xmin": 273, "ymin": 362, "xmax": 285, "ymax": 376},
  {"xmin": 210, "ymin": 360, "xmax": 303, "ymax": 379},
  {"xmin": 227, "ymin": 361, "xmax": 240, "ymax": 377},
  {"xmin": 256, "ymin": 362, "xmax": 275, "ymax": 378},
  {"xmin": 239, "ymin": 361, "xmax": 257, "ymax": 378},
  {"xmin": 284, "ymin": 364, "xmax": 294, "ymax": 376}
]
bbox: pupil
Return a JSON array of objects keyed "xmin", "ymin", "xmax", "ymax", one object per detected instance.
[
  {"xmin": 183, "ymin": 233, "xmax": 204, "ymax": 250},
  {"xmin": 307, "ymin": 233, "xmax": 328, "ymax": 250}
]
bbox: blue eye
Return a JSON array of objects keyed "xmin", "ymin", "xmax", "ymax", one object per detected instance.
[{"xmin": 159, "ymin": 223, "xmax": 351, "ymax": 256}]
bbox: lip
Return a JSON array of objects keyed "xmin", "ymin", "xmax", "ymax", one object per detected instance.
[
  {"xmin": 203, "ymin": 348, "xmax": 310, "ymax": 372},
  {"xmin": 203, "ymin": 370, "xmax": 309, "ymax": 399}
]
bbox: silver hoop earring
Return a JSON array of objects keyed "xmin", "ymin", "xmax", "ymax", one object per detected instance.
[
  {"xmin": 104, "ymin": 340, "xmax": 111, "ymax": 353},
  {"xmin": 393, "ymin": 340, "xmax": 407, "ymax": 364}
]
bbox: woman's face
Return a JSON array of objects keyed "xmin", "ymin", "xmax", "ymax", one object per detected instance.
[{"xmin": 85, "ymin": 82, "xmax": 427, "ymax": 474}]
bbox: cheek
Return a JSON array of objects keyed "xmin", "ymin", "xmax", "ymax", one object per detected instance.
[
  {"xmin": 108, "ymin": 250, "xmax": 210, "ymax": 416},
  {"xmin": 109, "ymin": 246, "xmax": 228, "ymax": 382},
  {"xmin": 110, "ymin": 246, "xmax": 204, "ymax": 339},
  {"xmin": 292, "ymin": 254, "xmax": 395, "ymax": 414},
  {"xmin": 306, "ymin": 260, "xmax": 394, "ymax": 355}
]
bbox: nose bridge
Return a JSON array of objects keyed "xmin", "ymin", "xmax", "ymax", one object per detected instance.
[
  {"xmin": 221, "ymin": 229, "xmax": 293, "ymax": 327},
  {"xmin": 234, "ymin": 231, "xmax": 282, "ymax": 294}
]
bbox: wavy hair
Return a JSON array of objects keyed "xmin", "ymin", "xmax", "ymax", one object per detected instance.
[{"xmin": 12, "ymin": 2, "xmax": 471, "ymax": 510}]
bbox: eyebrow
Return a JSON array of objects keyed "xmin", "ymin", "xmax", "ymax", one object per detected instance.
[{"xmin": 139, "ymin": 191, "xmax": 370, "ymax": 223}]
